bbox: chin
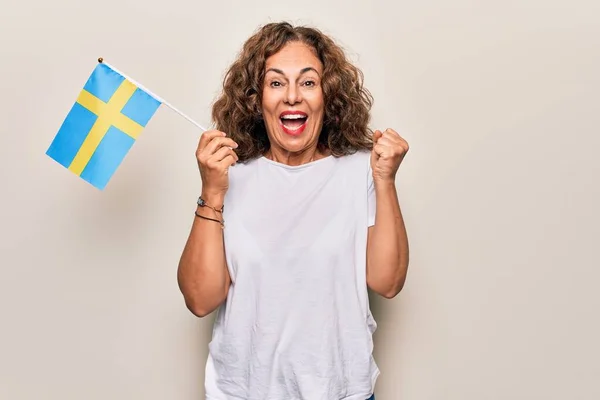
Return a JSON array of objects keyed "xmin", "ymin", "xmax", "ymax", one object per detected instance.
[
  {"xmin": 276, "ymin": 129, "xmax": 317, "ymax": 150},
  {"xmin": 274, "ymin": 140, "xmax": 307, "ymax": 154}
]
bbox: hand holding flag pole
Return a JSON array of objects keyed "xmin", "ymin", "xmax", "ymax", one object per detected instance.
[{"xmin": 46, "ymin": 57, "xmax": 208, "ymax": 190}]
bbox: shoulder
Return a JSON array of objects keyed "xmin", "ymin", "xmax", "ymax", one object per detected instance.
[
  {"xmin": 334, "ymin": 149, "xmax": 369, "ymax": 161},
  {"xmin": 229, "ymin": 156, "xmax": 261, "ymax": 174},
  {"xmin": 334, "ymin": 150, "xmax": 372, "ymax": 172}
]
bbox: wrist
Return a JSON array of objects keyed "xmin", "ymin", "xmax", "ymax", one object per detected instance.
[
  {"xmin": 373, "ymin": 178, "xmax": 396, "ymax": 192},
  {"xmin": 200, "ymin": 190, "xmax": 226, "ymax": 208}
]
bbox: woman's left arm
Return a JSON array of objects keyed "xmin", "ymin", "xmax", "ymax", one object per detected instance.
[{"xmin": 366, "ymin": 128, "xmax": 410, "ymax": 299}]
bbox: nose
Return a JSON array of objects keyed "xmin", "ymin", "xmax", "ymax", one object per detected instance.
[{"xmin": 285, "ymin": 84, "xmax": 302, "ymax": 105}]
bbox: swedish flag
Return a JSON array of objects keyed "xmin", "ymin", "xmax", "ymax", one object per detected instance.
[{"xmin": 46, "ymin": 61, "xmax": 162, "ymax": 190}]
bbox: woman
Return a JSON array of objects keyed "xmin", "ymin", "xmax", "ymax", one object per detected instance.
[{"xmin": 178, "ymin": 21, "xmax": 409, "ymax": 400}]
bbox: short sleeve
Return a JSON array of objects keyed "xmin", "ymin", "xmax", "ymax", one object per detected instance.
[{"xmin": 367, "ymin": 162, "xmax": 376, "ymax": 227}]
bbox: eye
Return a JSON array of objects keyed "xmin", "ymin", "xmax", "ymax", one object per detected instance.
[
  {"xmin": 270, "ymin": 81, "xmax": 282, "ymax": 87},
  {"xmin": 303, "ymin": 80, "xmax": 316, "ymax": 87}
]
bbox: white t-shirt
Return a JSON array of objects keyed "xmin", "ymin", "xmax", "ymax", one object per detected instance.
[{"xmin": 204, "ymin": 150, "xmax": 379, "ymax": 400}]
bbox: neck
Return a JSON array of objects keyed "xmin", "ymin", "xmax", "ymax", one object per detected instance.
[{"xmin": 265, "ymin": 146, "xmax": 330, "ymax": 166}]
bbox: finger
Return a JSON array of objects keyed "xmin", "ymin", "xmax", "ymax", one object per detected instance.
[
  {"xmin": 376, "ymin": 140, "xmax": 408, "ymax": 158},
  {"xmin": 198, "ymin": 130, "xmax": 226, "ymax": 152},
  {"xmin": 380, "ymin": 129, "xmax": 409, "ymax": 149},
  {"xmin": 209, "ymin": 146, "xmax": 239, "ymax": 164},
  {"xmin": 216, "ymin": 154, "xmax": 238, "ymax": 169},
  {"xmin": 385, "ymin": 129, "xmax": 409, "ymax": 149},
  {"xmin": 375, "ymin": 136, "xmax": 396, "ymax": 148},
  {"xmin": 373, "ymin": 143, "xmax": 387, "ymax": 158},
  {"xmin": 204, "ymin": 137, "xmax": 239, "ymax": 156},
  {"xmin": 382, "ymin": 129, "xmax": 403, "ymax": 142},
  {"xmin": 382, "ymin": 130, "xmax": 399, "ymax": 140},
  {"xmin": 373, "ymin": 130, "xmax": 383, "ymax": 142}
]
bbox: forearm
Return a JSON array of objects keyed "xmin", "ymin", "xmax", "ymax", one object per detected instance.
[
  {"xmin": 366, "ymin": 181, "xmax": 409, "ymax": 298},
  {"xmin": 177, "ymin": 193, "xmax": 230, "ymax": 317}
]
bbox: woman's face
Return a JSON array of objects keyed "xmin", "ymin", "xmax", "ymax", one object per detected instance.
[{"xmin": 261, "ymin": 41, "xmax": 325, "ymax": 159}]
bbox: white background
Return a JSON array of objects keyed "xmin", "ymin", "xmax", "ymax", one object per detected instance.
[{"xmin": 1, "ymin": 0, "xmax": 599, "ymax": 398}]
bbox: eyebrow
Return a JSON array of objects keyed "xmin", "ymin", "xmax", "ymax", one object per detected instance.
[{"xmin": 265, "ymin": 67, "xmax": 320, "ymax": 76}]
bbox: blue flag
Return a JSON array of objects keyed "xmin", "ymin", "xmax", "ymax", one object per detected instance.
[{"xmin": 46, "ymin": 61, "xmax": 162, "ymax": 190}]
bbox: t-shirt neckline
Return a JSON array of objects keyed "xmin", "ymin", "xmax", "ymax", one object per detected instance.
[{"xmin": 258, "ymin": 155, "xmax": 335, "ymax": 170}]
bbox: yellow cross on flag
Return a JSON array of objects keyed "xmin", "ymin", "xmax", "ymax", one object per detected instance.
[{"xmin": 46, "ymin": 61, "xmax": 162, "ymax": 190}]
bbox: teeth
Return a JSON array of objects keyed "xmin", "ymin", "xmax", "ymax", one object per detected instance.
[{"xmin": 281, "ymin": 115, "xmax": 306, "ymax": 119}]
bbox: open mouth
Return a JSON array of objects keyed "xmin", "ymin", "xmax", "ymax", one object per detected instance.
[{"xmin": 280, "ymin": 111, "xmax": 308, "ymax": 136}]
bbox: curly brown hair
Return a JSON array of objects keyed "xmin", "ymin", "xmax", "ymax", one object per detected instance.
[{"xmin": 211, "ymin": 21, "xmax": 374, "ymax": 162}]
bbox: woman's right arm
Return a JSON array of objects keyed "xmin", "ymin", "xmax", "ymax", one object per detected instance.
[{"xmin": 177, "ymin": 130, "xmax": 238, "ymax": 317}]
